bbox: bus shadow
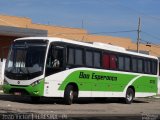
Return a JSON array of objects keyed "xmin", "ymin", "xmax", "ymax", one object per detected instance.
[
  {"xmin": 133, "ymin": 99, "xmax": 149, "ymax": 103},
  {"xmin": 75, "ymin": 98, "xmax": 149, "ymax": 104},
  {"xmin": 0, "ymin": 94, "xmax": 32, "ymax": 103},
  {"xmin": 0, "ymin": 94, "xmax": 149, "ymax": 105}
]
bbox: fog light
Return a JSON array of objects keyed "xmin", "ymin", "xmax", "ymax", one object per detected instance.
[{"xmin": 33, "ymin": 91, "xmax": 39, "ymax": 94}]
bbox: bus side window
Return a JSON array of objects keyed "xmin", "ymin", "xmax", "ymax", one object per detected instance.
[
  {"xmin": 132, "ymin": 58, "xmax": 137, "ymax": 72},
  {"xmin": 75, "ymin": 49, "xmax": 83, "ymax": 65},
  {"xmin": 46, "ymin": 45, "xmax": 64, "ymax": 76},
  {"xmin": 94, "ymin": 52, "xmax": 101, "ymax": 68},
  {"xmin": 118, "ymin": 56, "xmax": 124, "ymax": 71},
  {"xmin": 144, "ymin": 60, "xmax": 151, "ymax": 74},
  {"xmin": 124, "ymin": 57, "xmax": 131, "ymax": 71},
  {"xmin": 137, "ymin": 59, "xmax": 143, "ymax": 73},
  {"xmin": 110, "ymin": 54, "xmax": 117, "ymax": 70},
  {"xmin": 102, "ymin": 53, "xmax": 110, "ymax": 69},
  {"xmin": 86, "ymin": 51, "xmax": 93, "ymax": 67},
  {"xmin": 144, "ymin": 60, "xmax": 148, "ymax": 73},
  {"xmin": 54, "ymin": 48, "xmax": 64, "ymax": 68},
  {"xmin": 147, "ymin": 61, "xmax": 151, "ymax": 74},
  {"xmin": 151, "ymin": 60, "xmax": 157, "ymax": 75},
  {"xmin": 68, "ymin": 48, "xmax": 74, "ymax": 65}
]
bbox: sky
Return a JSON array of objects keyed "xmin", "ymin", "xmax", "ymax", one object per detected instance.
[{"xmin": 0, "ymin": 0, "xmax": 160, "ymax": 44}]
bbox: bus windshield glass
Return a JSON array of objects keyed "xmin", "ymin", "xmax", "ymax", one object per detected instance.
[{"xmin": 5, "ymin": 40, "xmax": 48, "ymax": 80}]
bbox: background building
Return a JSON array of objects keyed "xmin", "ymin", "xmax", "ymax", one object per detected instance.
[{"xmin": 0, "ymin": 14, "xmax": 160, "ymax": 59}]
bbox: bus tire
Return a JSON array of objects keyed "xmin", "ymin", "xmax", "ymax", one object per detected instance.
[
  {"xmin": 30, "ymin": 96, "xmax": 40, "ymax": 103},
  {"xmin": 64, "ymin": 85, "xmax": 76, "ymax": 105},
  {"xmin": 125, "ymin": 88, "xmax": 134, "ymax": 104}
]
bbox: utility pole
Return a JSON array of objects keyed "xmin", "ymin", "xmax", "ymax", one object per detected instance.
[
  {"xmin": 137, "ymin": 17, "xmax": 141, "ymax": 53},
  {"xmin": 81, "ymin": 19, "xmax": 84, "ymax": 29}
]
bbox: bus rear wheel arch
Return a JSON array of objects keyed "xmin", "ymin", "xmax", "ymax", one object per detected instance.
[
  {"xmin": 64, "ymin": 83, "xmax": 79, "ymax": 105},
  {"xmin": 125, "ymin": 87, "xmax": 135, "ymax": 104}
]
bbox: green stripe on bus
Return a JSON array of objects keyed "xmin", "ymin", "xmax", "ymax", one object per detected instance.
[
  {"xmin": 132, "ymin": 76, "xmax": 157, "ymax": 92},
  {"xmin": 58, "ymin": 70, "xmax": 157, "ymax": 93}
]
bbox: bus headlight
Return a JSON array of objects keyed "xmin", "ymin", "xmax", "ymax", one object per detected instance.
[{"xmin": 31, "ymin": 80, "xmax": 41, "ymax": 87}]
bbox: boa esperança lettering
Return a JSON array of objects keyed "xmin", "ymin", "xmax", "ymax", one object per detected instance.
[{"xmin": 79, "ymin": 72, "xmax": 117, "ymax": 81}]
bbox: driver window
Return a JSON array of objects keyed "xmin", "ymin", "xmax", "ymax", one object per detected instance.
[{"xmin": 45, "ymin": 45, "xmax": 64, "ymax": 76}]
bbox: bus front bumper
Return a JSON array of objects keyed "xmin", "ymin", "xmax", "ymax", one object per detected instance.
[{"xmin": 2, "ymin": 80, "xmax": 44, "ymax": 96}]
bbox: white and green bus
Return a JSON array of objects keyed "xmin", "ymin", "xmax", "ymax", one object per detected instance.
[{"xmin": 3, "ymin": 37, "xmax": 159, "ymax": 104}]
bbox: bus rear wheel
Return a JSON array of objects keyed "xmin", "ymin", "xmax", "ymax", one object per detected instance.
[
  {"xmin": 125, "ymin": 88, "xmax": 134, "ymax": 104},
  {"xmin": 64, "ymin": 85, "xmax": 77, "ymax": 105}
]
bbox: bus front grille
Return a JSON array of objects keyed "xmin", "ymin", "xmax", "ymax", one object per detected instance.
[{"xmin": 9, "ymin": 88, "xmax": 29, "ymax": 95}]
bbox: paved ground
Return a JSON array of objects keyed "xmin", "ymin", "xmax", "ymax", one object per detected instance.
[{"xmin": 0, "ymin": 94, "xmax": 159, "ymax": 120}]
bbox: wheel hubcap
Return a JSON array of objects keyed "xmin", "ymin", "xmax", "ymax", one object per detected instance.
[
  {"xmin": 127, "ymin": 92, "xmax": 133, "ymax": 101},
  {"xmin": 70, "ymin": 90, "xmax": 74, "ymax": 100}
]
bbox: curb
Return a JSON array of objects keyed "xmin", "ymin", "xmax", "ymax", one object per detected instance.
[
  {"xmin": 153, "ymin": 95, "xmax": 160, "ymax": 99},
  {"xmin": 154, "ymin": 96, "xmax": 160, "ymax": 99}
]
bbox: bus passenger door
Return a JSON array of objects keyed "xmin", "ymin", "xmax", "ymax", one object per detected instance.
[{"xmin": 44, "ymin": 45, "xmax": 65, "ymax": 97}]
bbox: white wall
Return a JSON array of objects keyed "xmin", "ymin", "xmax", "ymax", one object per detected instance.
[{"xmin": 0, "ymin": 59, "xmax": 6, "ymax": 85}]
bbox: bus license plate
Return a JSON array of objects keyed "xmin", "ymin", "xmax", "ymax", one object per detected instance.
[{"xmin": 14, "ymin": 92, "xmax": 21, "ymax": 96}]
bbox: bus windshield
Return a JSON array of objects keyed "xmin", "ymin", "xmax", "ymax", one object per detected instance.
[{"xmin": 5, "ymin": 40, "xmax": 48, "ymax": 80}]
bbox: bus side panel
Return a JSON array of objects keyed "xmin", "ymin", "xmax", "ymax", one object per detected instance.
[
  {"xmin": 58, "ymin": 69, "xmax": 136, "ymax": 97},
  {"xmin": 43, "ymin": 68, "xmax": 158, "ymax": 98},
  {"xmin": 132, "ymin": 76, "xmax": 158, "ymax": 97},
  {"xmin": 43, "ymin": 69, "xmax": 91, "ymax": 97}
]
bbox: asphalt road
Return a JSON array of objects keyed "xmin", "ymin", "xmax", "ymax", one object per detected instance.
[{"xmin": 0, "ymin": 94, "xmax": 159, "ymax": 120}]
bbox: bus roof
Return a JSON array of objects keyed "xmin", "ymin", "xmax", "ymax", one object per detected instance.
[{"xmin": 15, "ymin": 37, "xmax": 158, "ymax": 60}]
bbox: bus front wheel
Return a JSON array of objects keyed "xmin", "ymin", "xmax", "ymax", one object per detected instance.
[
  {"xmin": 64, "ymin": 85, "xmax": 76, "ymax": 105},
  {"xmin": 125, "ymin": 88, "xmax": 134, "ymax": 104}
]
